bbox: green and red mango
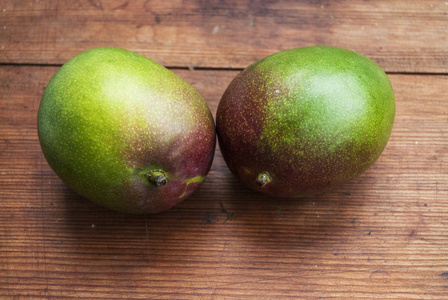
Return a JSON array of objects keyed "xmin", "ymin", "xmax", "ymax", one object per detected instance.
[
  {"xmin": 38, "ymin": 47, "xmax": 215, "ymax": 214},
  {"xmin": 216, "ymin": 46, "xmax": 395, "ymax": 197}
]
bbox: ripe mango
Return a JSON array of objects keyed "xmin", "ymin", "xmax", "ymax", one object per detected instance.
[
  {"xmin": 38, "ymin": 47, "xmax": 216, "ymax": 213},
  {"xmin": 216, "ymin": 46, "xmax": 395, "ymax": 197}
]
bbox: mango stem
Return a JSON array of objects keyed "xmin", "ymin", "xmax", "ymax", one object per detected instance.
[
  {"xmin": 146, "ymin": 169, "xmax": 167, "ymax": 187},
  {"xmin": 255, "ymin": 172, "xmax": 272, "ymax": 187}
]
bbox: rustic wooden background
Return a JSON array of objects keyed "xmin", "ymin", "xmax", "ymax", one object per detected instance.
[{"xmin": 1, "ymin": 0, "xmax": 448, "ymax": 299}]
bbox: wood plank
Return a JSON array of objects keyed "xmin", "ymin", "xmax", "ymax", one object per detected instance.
[
  {"xmin": 1, "ymin": 0, "xmax": 448, "ymax": 73},
  {"xmin": 1, "ymin": 65, "xmax": 448, "ymax": 298}
]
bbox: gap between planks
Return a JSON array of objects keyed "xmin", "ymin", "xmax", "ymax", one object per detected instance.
[{"xmin": 2, "ymin": 62, "xmax": 448, "ymax": 76}]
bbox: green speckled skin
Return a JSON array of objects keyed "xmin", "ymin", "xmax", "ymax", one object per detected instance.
[
  {"xmin": 38, "ymin": 47, "xmax": 215, "ymax": 214},
  {"xmin": 216, "ymin": 46, "xmax": 395, "ymax": 197}
]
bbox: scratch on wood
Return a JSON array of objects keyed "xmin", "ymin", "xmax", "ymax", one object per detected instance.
[
  {"xmin": 38, "ymin": 134, "xmax": 49, "ymax": 296},
  {"xmin": 88, "ymin": 0, "xmax": 103, "ymax": 10},
  {"xmin": 220, "ymin": 202, "xmax": 235, "ymax": 223},
  {"xmin": 144, "ymin": 216, "xmax": 151, "ymax": 262},
  {"xmin": 113, "ymin": 1, "xmax": 129, "ymax": 10},
  {"xmin": 210, "ymin": 240, "xmax": 228, "ymax": 296},
  {"xmin": 369, "ymin": 270, "xmax": 389, "ymax": 280}
]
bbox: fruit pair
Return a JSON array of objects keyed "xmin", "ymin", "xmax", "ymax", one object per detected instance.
[{"xmin": 38, "ymin": 47, "xmax": 395, "ymax": 214}]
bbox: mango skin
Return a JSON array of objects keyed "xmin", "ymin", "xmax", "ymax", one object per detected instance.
[
  {"xmin": 216, "ymin": 46, "xmax": 395, "ymax": 197},
  {"xmin": 38, "ymin": 47, "xmax": 216, "ymax": 214}
]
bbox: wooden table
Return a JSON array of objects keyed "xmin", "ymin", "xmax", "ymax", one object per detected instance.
[{"xmin": 1, "ymin": 1, "xmax": 448, "ymax": 299}]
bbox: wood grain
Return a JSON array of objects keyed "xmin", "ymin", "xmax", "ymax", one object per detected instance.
[
  {"xmin": 1, "ymin": 65, "xmax": 448, "ymax": 299},
  {"xmin": 1, "ymin": 0, "xmax": 448, "ymax": 73}
]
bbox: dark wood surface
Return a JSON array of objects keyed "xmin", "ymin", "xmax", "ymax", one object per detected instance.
[
  {"xmin": 1, "ymin": 1, "xmax": 448, "ymax": 299},
  {"xmin": 2, "ymin": 0, "xmax": 448, "ymax": 72}
]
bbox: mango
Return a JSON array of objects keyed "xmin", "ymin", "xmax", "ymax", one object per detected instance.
[
  {"xmin": 216, "ymin": 46, "xmax": 395, "ymax": 197},
  {"xmin": 38, "ymin": 47, "xmax": 216, "ymax": 213}
]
